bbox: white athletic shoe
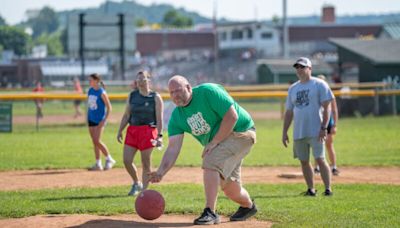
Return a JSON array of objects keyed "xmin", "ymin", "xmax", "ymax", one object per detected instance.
[{"xmin": 104, "ymin": 159, "xmax": 116, "ymax": 170}]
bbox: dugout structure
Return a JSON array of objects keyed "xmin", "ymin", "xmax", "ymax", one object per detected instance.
[{"xmin": 330, "ymin": 38, "xmax": 400, "ymax": 114}]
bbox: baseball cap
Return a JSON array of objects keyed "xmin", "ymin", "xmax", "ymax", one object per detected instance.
[{"xmin": 293, "ymin": 57, "xmax": 312, "ymax": 68}]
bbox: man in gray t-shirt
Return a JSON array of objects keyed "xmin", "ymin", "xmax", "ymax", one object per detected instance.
[{"xmin": 282, "ymin": 57, "xmax": 334, "ymax": 196}]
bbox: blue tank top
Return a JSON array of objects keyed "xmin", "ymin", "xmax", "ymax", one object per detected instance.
[
  {"xmin": 87, "ymin": 87, "xmax": 106, "ymax": 123},
  {"xmin": 328, "ymin": 112, "xmax": 335, "ymax": 127}
]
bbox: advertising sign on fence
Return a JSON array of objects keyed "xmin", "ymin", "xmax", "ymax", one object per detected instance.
[{"xmin": 0, "ymin": 103, "xmax": 12, "ymax": 132}]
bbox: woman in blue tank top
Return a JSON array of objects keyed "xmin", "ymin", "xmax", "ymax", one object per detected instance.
[{"xmin": 87, "ymin": 73, "xmax": 115, "ymax": 171}]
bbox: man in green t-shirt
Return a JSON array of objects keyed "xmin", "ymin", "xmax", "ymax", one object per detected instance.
[{"xmin": 149, "ymin": 75, "xmax": 257, "ymax": 225}]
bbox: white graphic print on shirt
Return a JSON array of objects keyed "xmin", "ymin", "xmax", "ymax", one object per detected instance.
[
  {"xmin": 295, "ymin": 89, "xmax": 310, "ymax": 109},
  {"xmin": 88, "ymin": 95, "xmax": 98, "ymax": 110},
  {"xmin": 187, "ymin": 112, "xmax": 211, "ymax": 136}
]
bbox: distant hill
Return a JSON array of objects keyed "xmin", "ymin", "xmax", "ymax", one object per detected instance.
[
  {"xmin": 57, "ymin": 0, "xmax": 212, "ymax": 27},
  {"xmin": 52, "ymin": 0, "xmax": 400, "ymax": 28}
]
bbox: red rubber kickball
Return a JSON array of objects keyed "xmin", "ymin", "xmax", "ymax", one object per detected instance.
[{"xmin": 135, "ymin": 189, "xmax": 165, "ymax": 220}]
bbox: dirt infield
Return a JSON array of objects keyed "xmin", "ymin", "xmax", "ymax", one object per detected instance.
[{"xmin": 2, "ymin": 166, "xmax": 400, "ymax": 191}]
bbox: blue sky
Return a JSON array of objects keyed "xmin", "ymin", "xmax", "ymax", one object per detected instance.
[{"xmin": 2, "ymin": 0, "xmax": 400, "ymax": 25}]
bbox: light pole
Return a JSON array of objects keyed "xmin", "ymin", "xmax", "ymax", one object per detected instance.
[
  {"xmin": 213, "ymin": 0, "xmax": 220, "ymax": 82},
  {"xmin": 282, "ymin": 0, "xmax": 289, "ymax": 58}
]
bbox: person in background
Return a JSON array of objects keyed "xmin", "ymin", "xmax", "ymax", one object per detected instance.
[
  {"xmin": 73, "ymin": 77, "xmax": 83, "ymax": 118},
  {"xmin": 32, "ymin": 81, "xmax": 44, "ymax": 118},
  {"xmin": 87, "ymin": 73, "xmax": 115, "ymax": 171},
  {"xmin": 282, "ymin": 57, "xmax": 334, "ymax": 196},
  {"xmin": 117, "ymin": 71, "xmax": 163, "ymax": 196},
  {"xmin": 314, "ymin": 75, "xmax": 340, "ymax": 176}
]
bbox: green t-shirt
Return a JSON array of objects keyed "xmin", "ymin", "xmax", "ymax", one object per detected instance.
[{"xmin": 168, "ymin": 83, "xmax": 254, "ymax": 146}]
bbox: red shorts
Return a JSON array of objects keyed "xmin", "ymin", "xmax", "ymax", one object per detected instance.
[{"xmin": 125, "ymin": 125, "xmax": 158, "ymax": 151}]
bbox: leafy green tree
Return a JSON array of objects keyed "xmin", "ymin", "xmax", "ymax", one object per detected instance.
[
  {"xmin": 272, "ymin": 15, "xmax": 280, "ymax": 25},
  {"xmin": 162, "ymin": 10, "xmax": 193, "ymax": 27},
  {"xmin": 135, "ymin": 18, "xmax": 147, "ymax": 28},
  {"xmin": 0, "ymin": 26, "xmax": 30, "ymax": 55},
  {"xmin": 27, "ymin": 6, "xmax": 59, "ymax": 38},
  {"xmin": 34, "ymin": 31, "xmax": 64, "ymax": 56},
  {"xmin": 0, "ymin": 14, "xmax": 7, "ymax": 26},
  {"xmin": 60, "ymin": 28, "xmax": 68, "ymax": 54}
]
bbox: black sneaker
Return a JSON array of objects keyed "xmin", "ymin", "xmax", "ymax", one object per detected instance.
[
  {"xmin": 229, "ymin": 201, "xmax": 258, "ymax": 221},
  {"xmin": 303, "ymin": 189, "xmax": 317, "ymax": 196},
  {"xmin": 332, "ymin": 168, "xmax": 340, "ymax": 176},
  {"xmin": 193, "ymin": 208, "xmax": 220, "ymax": 225},
  {"xmin": 324, "ymin": 189, "xmax": 333, "ymax": 196}
]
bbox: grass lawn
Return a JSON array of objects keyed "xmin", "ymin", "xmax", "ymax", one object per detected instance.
[
  {"xmin": 0, "ymin": 183, "xmax": 399, "ymax": 227},
  {"xmin": 1, "ymin": 116, "xmax": 399, "ymax": 170}
]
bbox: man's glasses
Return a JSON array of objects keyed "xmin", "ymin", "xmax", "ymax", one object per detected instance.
[{"xmin": 294, "ymin": 65, "xmax": 306, "ymax": 69}]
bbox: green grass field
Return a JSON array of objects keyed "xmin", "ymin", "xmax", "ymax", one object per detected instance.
[
  {"xmin": 1, "ymin": 101, "xmax": 399, "ymax": 227},
  {"xmin": 1, "ymin": 117, "xmax": 399, "ymax": 170}
]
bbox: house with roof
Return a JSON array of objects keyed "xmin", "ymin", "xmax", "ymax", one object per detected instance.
[{"xmin": 217, "ymin": 21, "xmax": 281, "ymax": 57}]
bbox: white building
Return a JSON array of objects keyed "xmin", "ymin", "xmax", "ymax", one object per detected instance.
[{"xmin": 217, "ymin": 21, "xmax": 281, "ymax": 57}]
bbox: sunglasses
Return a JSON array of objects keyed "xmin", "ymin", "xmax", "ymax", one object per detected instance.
[{"xmin": 294, "ymin": 65, "xmax": 306, "ymax": 69}]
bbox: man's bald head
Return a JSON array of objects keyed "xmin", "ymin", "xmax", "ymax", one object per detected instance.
[
  {"xmin": 168, "ymin": 75, "xmax": 190, "ymax": 87},
  {"xmin": 168, "ymin": 75, "xmax": 192, "ymax": 107}
]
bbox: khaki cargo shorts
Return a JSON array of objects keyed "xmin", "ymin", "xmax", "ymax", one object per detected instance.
[{"xmin": 202, "ymin": 128, "xmax": 256, "ymax": 182}]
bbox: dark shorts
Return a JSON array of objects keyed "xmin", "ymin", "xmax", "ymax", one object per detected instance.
[
  {"xmin": 327, "ymin": 123, "xmax": 333, "ymax": 134},
  {"xmin": 74, "ymin": 100, "xmax": 82, "ymax": 106},
  {"xmin": 125, "ymin": 125, "xmax": 158, "ymax": 151},
  {"xmin": 88, "ymin": 120, "xmax": 99, "ymax": 127}
]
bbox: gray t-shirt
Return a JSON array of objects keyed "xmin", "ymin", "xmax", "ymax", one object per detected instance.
[{"xmin": 285, "ymin": 77, "xmax": 334, "ymax": 140}]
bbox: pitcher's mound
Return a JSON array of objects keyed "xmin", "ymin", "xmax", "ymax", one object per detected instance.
[{"xmin": 278, "ymin": 172, "xmax": 303, "ymax": 179}]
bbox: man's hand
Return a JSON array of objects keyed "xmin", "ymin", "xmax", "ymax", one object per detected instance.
[
  {"xmin": 319, "ymin": 129, "xmax": 327, "ymax": 142},
  {"xmin": 148, "ymin": 171, "xmax": 163, "ymax": 183},
  {"xmin": 282, "ymin": 133, "xmax": 290, "ymax": 147},
  {"xmin": 117, "ymin": 132, "xmax": 123, "ymax": 143},
  {"xmin": 151, "ymin": 138, "xmax": 163, "ymax": 148},
  {"xmin": 202, "ymin": 142, "xmax": 218, "ymax": 158}
]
